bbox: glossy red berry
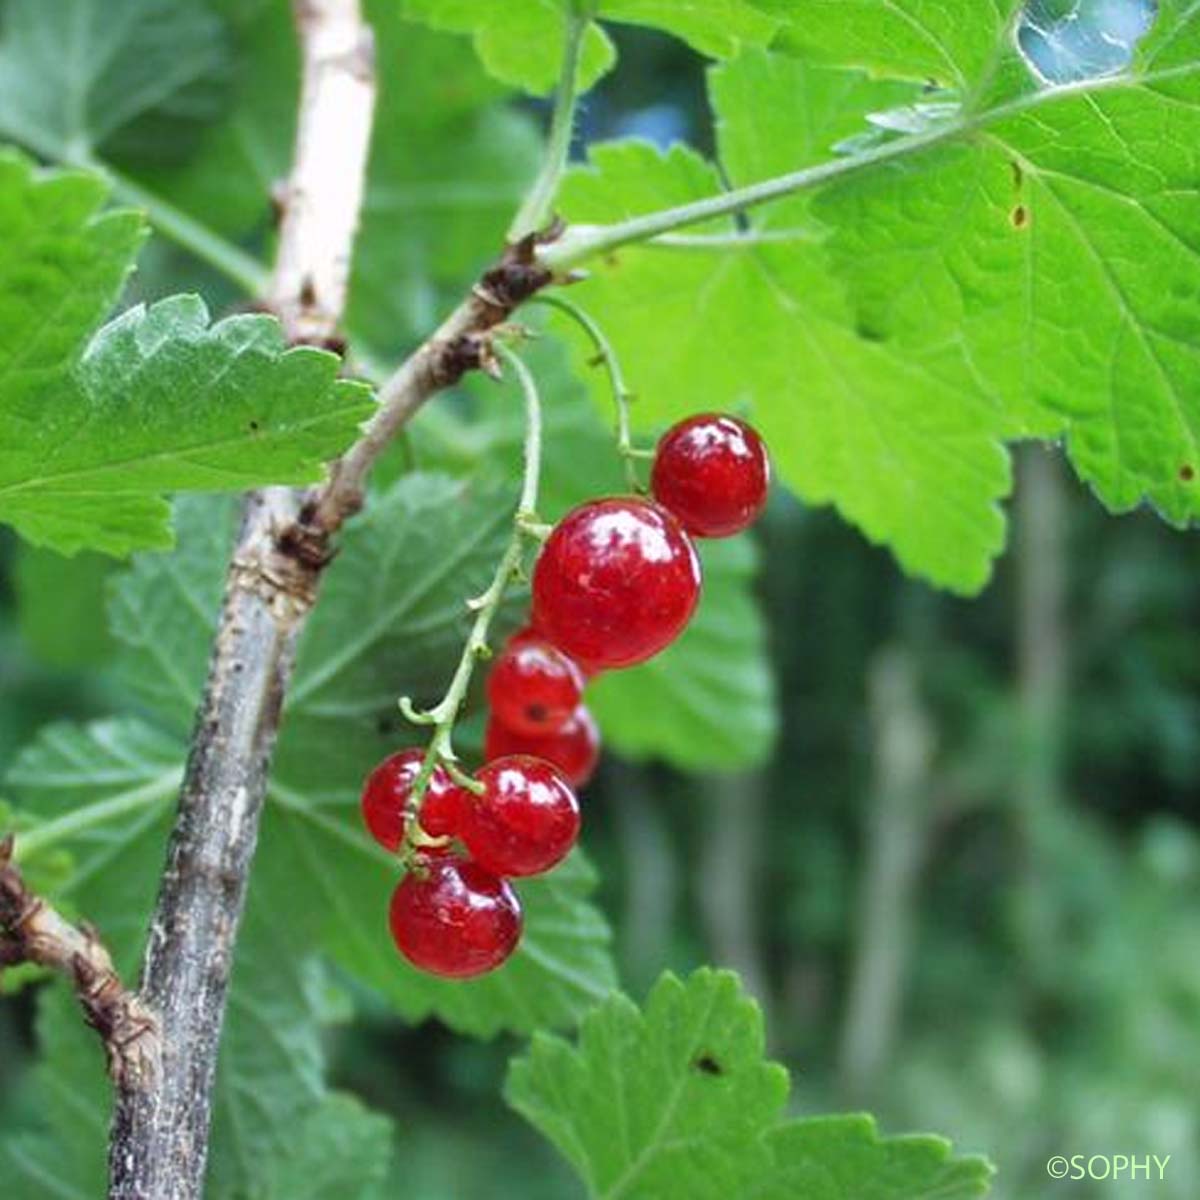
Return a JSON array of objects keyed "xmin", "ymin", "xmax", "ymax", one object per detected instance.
[
  {"xmin": 360, "ymin": 749, "xmax": 464, "ymax": 852},
  {"xmin": 485, "ymin": 705, "xmax": 600, "ymax": 788},
  {"xmin": 651, "ymin": 413, "xmax": 770, "ymax": 537},
  {"xmin": 388, "ymin": 854, "xmax": 522, "ymax": 978},
  {"xmin": 487, "ymin": 636, "xmax": 585, "ymax": 736},
  {"xmin": 460, "ymin": 755, "xmax": 581, "ymax": 877},
  {"xmin": 531, "ymin": 497, "xmax": 702, "ymax": 670}
]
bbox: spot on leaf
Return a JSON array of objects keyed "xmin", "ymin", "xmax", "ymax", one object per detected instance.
[
  {"xmin": 1180, "ymin": 464, "xmax": 1195, "ymax": 483},
  {"xmin": 1011, "ymin": 204, "xmax": 1029, "ymax": 229},
  {"xmin": 693, "ymin": 1053, "xmax": 723, "ymax": 1076}
]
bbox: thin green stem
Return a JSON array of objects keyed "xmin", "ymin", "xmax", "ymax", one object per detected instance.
[
  {"xmin": 0, "ymin": 116, "xmax": 271, "ymax": 296},
  {"xmin": 538, "ymin": 122, "xmax": 960, "ymax": 269},
  {"xmin": 648, "ymin": 228, "xmax": 817, "ymax": 250},
  {"xmin": 536, "ymin": 60, "xmax": 1200, "ymax": 270},
  {"xmin": 532, "ymin": 293, "xmax": 642, "ymax": 490},
  {"xmin": 399, "ymin": 342, "xmax": 544, "ymax": 846},
  {"xmin": 88, "ymin": 158, "xmax": 271, "ymax": 296},
  {"xmin": 508, "ymin": 5, "xmax": 591, "ymax": 241}
]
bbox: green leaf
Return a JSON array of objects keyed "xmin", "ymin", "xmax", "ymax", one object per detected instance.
[
  {"xmin": 748, "ymin": 1115, "xmax": 994, "ymax": 1200},
  {"xmin": 0, "ymin": 150, "xmax": 145, "ymax": 428},
  {"xmin": 208, "ymin": 896, "xmax": 395, "ymax": 1199},
  {"xmin": 0, "ymin": 988, "xmax": 112, "ymax": 1196},
  {"xmin": 0, "ymin": 285, "xmax": 373, "ymax": 556},
  {"xmin": 556, "ymin": 126, "xmax": 1010, "ymax": 592},
  {"xmin": 257, "ymin": 1095, "xmax": 394, "ymax": 1200},
  {"xmin": 5, "ymin": 717, "xmax": 183, "ymax": 970},
  {"xmin": 398, "ymin": 0, "xmax": 617, "ymax": 95},
  {"xmin": 397, "ymin": 0, "xmax": 776, "ymax": 95},
  {"xmin": 809, "ymin": 5, "xmax": 1200, "ymax": 532},
  {"xmin": 2, "ymin": 711, "xmax": 395, "ymax": 1199},
  {"xmin": 755, "ymin": 0, "xmax": 1021, "ymax": 88},
  {"xmin": 0, "ymin": 0, "xmax": 231, "ymax": 164},
  {"xmin": 507, "ymin": 970, "xmax": 788, "ymax": 1198},
  {"xmin": 107, "ymin": 494, "xmax": 238, "ymax": 732},
  {"xmin": 587, "ymin": 537, "xmax": 776, "ymax": 770},
  {"xmin": 14, "ymin": 544, "xmax": 117, "ymax": 667},
  {"xmin": 556, "ymin": 4, "xmax": 1200, "ymax": 588},
  {"xmin": 507, "ymin": 969, "xmax": 993, "ymax": 1200}
]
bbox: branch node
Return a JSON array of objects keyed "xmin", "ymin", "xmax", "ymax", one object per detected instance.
[{"xmin": 0, "ymin": 837, "xmax": 163, "ymax": 1092}]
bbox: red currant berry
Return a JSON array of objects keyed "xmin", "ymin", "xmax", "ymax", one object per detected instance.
[
  {"xmin": 486, "ymin": 636, "xmax": 585, "ymax": 736},
  {"xmin": 485, "ymin": 705, "xmax": 600, "ymax": 788},
  {"xmin": 388, "ymin": 854, "xmax": 522, "ymax": 978},
  {"xmin": 531, "ymin": 497, "xmax": 702, "ymax": 670},
  {"xmin": 651, "ymin": 413, "xmax": 770, "ymax": 537},
  {"xmin": 360, "ymin": 749, "xmax": 464, "ymax": 852},
  {"xmin": 460, "ymin": 756, "xmax": 581, "ymax": 877}
]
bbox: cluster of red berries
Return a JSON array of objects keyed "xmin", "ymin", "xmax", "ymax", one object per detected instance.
[{"xmin": 360, "ymin": 413, "xmax": 770, "ymax": 978}]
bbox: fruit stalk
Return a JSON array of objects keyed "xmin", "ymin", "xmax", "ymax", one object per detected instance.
[{"xmin": 401, "ymin": 342, "xmax": 545, "ymax": 827}]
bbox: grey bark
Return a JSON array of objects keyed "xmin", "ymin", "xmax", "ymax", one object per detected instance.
[
  {"xmin": 107, "ymin": 490, "xmax": 315, "ymax": 1197},
  {"xmin": 103, "ymin": 3, "xmax": 555, "ymax": 1187},
  {"xmin": 106, "ymin": 1, "xmax": 377, "ymax": 1192}
]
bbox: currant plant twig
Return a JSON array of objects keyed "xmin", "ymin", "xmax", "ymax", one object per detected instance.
[
  {"xmin": 508, "ymin": 2, "xmax": 592, "ymax": 241},
  {"xmin": 531, "ymin": 293, "xmax": 644, "ymax": 491},
  {"xmin": 399, "ymin": 342, "xmax": 546, "ymax": 846},
  {"xmin": 0, "ymin": 835, "xmax": 161, "ymax": 1090},
  {"xmin": 107, "ymin": 4, "xmax": 377, "ymax": 1198}
]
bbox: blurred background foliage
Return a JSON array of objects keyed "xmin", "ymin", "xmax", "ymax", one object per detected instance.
[{"xmin": 1, "ymin": 2, "xmax": 1198, "ymax": 1197}]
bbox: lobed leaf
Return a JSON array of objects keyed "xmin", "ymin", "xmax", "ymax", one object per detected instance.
[
  {"xmin": 755, "ymin": 0, "xmax": 1022, "ymax": 88},
  {"xmin": 507, "ymin": 969, "xmax": 994, "ymax": 1199},
  {"xmin": 554, "ymin": 1, "xmax": 1200, "ymax": 590},
  {"xmin": 0, "ymin": 288, "xmax": 372, "ymax": 555},
  {"xmin": 812, "ymin": 3, "xmax": 1200, "ymax": 531},
  {"xmin": 556, "ymin": 129, "xmax": 1010, "ymax": 593}
]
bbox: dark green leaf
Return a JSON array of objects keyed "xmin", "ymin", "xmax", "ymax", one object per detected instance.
[
  {"xmin": 507, "ymin": 969, "xmax": 994, "ymax": 1199},
  {"xmin": 14, "ymin": 545, "xmax": 116, "ymax": 667},
  {"xmin": 0, "ymin": 0, "xmax": 231, "ymax": 163}
]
